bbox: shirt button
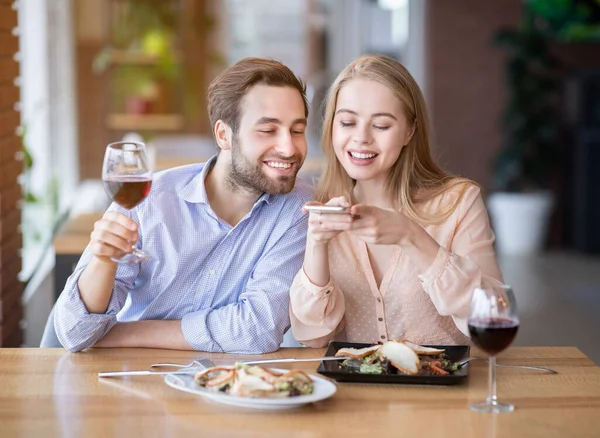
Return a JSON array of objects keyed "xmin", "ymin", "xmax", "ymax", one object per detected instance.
[
  {"xmin": 377, "ymin": 298, "xmax": 382, "ymax": 303},
  {"xmin": 378, "ymin": 317, "xmax": 383, "ymax": 322},
  {"xmin": 324, "ymin": 289, "xmax": 331, "ymax": 295},
  {"xmin": 380, "ymin": 335, "xmax": 386, "ymax": 340},
  {"xmin": 209, "ymin": 270, "xmax": 215, "ymax": 276}
]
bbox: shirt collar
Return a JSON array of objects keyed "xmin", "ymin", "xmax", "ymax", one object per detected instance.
[
  {"xmin": 177, "ymin": 155, "xmax": 217, "ymax": 204},
  {"xmin": 178, "ymin": 155, "xmax": 276, "ymax": 206},
  {"xmin": 257, "ymin": 192, "xmax": 275, "ymax": 205}
]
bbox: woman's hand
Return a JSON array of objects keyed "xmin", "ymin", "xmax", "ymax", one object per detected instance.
[
  {"xmin": 348, "ymin": 204, "xmax": 411, "ymax": 245},
  {"xmin": 304, "ymin": 197, "xmax": 354, "ymax": 244},
  {"xmin": 302, "ymin": 197, "xmax": 353, "ymax": 287},
  {"xmin": 349, "ymin": 204, "xmax": 441, "ymax": 270},
  {"xmin": 89, "ymin": 211, "xmax": 139, "ymax": 263}
]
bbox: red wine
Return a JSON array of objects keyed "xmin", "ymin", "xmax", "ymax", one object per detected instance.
[
  {"xmin": 468, "ymin": 318, "xmax": 519, "ymax": 355},
  {"xmin": 103, "ymin": 177, "xmax": 152, "ymax": 209}
]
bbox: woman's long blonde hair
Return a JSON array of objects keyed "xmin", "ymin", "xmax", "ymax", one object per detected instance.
[{"xmin": 316, "ymin": 54, "xmax": 474, "ymax": 225}]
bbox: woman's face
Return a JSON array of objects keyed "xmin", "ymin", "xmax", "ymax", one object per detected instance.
[{"xmin": 332, "ymin": 79, "xmax": 414, "ymax": 184}]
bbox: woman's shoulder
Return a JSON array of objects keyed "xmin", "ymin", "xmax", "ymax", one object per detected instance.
[
  {"xmin": 442, "ymin": 178, "xmax": 481, "ymax": 201},
  {"xmin": 417, "ymin": 177, "xmax": 475, "ymax": 201},
  {"xmin": 415, "ymin": 179, "xmax": 482, "ymax": 221}
]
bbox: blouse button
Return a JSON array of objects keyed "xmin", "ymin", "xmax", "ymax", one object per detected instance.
[
  {"xmin": 376, "ymin": 298, "xmax": 382, "ymax": 303},
  {"xmin": 324, "ymin": 289, "xmax": 331, "ymax": 295},
  {"xmin": 380, "ymin": 335, "xmax": 386, "ymax": 340},
  {"xmin": 378, "ymin": 317, "xmax": 383, "ymax": 322}
]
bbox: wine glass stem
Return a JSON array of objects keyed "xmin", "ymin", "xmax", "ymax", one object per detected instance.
[
  {"xmin": 128, "ymin": 210, "xmax": 137, "ymax": 252},
  {"xmin": 488, "ymin": 355, "xmax": 497, "ymax": 405}
]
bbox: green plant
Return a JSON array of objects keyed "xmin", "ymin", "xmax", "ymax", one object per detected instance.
[
  {"xmin": 492, "ymin": 11, "xmax": 562, "ymax": 192},
  {"xmin": 19, "ymin": 121, "xmax": 64, "ymax": 286},
  {"xmin": 18, "ymin": 121, "xmax": 60, "ymax": 244},
  {"xmin": 21, "ymin": 137, "xmax": 37, "ymax": 203},
  {"xmin": 110, "ymin": 0, "xmax": 178, "ymax": 48},
  {"xmin": 526, "ymin": 0, "xmax": 600, "ymax": 42}
]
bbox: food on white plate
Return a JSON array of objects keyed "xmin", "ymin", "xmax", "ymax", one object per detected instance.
[
  {"xmin": 339, "ymin": 340, "xmax": 460, "ymax": 376},
  {"xmin": 194, "ymin": 364, "xmax": 314, "ymax": 398}
]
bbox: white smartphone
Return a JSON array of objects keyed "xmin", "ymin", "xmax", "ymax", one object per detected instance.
[{"xmin": 303, "ymin": 205, "xmax": 349, "ymax": 214}]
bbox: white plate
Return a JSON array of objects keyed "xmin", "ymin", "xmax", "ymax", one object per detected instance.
[{"xmin": 164, "ymin": 368, "xmax": 337, "ymax": 410}]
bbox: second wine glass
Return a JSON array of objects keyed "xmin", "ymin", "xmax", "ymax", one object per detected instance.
[
  {"xmin": 102, "ymin": 140, "xmax": 152, "ymax": 264},
  {"xmin": 468, "ymin": 284, "xmax": 519, "ymax": 413}
]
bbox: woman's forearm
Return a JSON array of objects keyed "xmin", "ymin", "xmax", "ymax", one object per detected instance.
[{"xmin": 301, "ymin": 239, "xmax": 331, "ymax": 287}]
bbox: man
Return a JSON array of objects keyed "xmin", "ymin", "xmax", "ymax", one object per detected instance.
[{"xmin": 55, "ymin": 58, "xmax": 312, "ymax": 353}]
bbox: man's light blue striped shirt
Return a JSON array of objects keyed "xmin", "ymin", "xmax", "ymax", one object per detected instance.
[{"xmin": 55, "ymin": 157, "xmax": 312, "ymax": 353}]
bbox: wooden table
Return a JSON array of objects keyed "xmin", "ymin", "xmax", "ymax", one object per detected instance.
[{"xmin": 1, "ymin": 347, "xmax": 599, "ymax": 437}]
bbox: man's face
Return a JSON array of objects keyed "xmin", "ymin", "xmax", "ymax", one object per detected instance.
[{"xmin": 228, "ymin": 84, "xmax": 307, "ymax": 195}]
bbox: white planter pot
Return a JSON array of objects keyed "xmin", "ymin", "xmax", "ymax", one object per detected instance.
[{"xmin": 487, "ymin": 192, "xmax": 555, "ymax": 255}]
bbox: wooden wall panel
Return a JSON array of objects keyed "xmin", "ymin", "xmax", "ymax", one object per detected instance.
[{"xmin": 0, "ymin": 0, "xmax": 23, "ymax": 347}]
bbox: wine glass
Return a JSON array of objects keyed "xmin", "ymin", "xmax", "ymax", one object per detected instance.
[
  {"xmin": 468, "ymin": 284, "xmax": 519, "ymax": 413},
  {"xmin": 101, "ymin": 140, "xmax": 152, "ymax": 264}
]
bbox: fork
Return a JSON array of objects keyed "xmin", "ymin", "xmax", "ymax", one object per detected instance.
[
  {"xmin": 150, "ymin": 358, "xmax": 216, "ymax": 369},
  {"xmin": 98, "ymin": 358, "xmax": 217, "ymax": 378},
  {"xmin": 457, "ymin": 356, "xmax": 557, "ymax": 374}
]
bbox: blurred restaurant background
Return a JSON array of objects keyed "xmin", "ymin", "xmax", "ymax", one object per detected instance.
[{"xmin": 1, "ymin": 0, "xmax": 599, "ymax": 361}]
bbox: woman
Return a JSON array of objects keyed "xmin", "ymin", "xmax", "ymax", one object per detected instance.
[{"xmin": 290, "ymin": 54, "xmax": 503, "ymax": 347}]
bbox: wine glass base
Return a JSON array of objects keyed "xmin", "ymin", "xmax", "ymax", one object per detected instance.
[
  {"xmin": 470, "ymin": 401, "xmax": 514, "ymax": 414},
  {"xmin": 111, "ymin": 251, "xmax": 150, "ymax": 264}
]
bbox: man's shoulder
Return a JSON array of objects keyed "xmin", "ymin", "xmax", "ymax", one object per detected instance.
[{"xmin": 150, "ymin": 163, "xmax": 205, "ymax": 194}]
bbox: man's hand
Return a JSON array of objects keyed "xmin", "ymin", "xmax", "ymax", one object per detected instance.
[{"xmin": 89, "ymin": 211, "xmax": 139, "ymax": 263}]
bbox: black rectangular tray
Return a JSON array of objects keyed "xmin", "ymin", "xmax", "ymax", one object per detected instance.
[{"xmin": 317, "ymin": 342, "xmax": 470, "ymax": 385}]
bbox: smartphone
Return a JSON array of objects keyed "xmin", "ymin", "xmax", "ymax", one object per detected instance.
[{"xmin": 303, "ymin": 205, "xmax": 349, "ymax": 214}]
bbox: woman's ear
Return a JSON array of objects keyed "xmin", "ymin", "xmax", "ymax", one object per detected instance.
[
  {"xmin": 214, "ymin": 120, "xmax": 232, "ymax": 151},
  {"xmin": 405, "ymin": 120, "xmax": 417, "ymax": 146}
]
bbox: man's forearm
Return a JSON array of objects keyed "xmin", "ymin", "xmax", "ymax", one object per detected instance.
[
  {"xmin": 77, "ymin": 257, "xmax": 119, "ymax": 314},
  {"xmin": 94, "ymin": 320, "xmax": 192, "ymax": 350}
]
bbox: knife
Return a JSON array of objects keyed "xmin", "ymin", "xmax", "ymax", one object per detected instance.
[
  {"xmin": 239, "ymin": 356, "xmax": 349, "ymax": 365},
  {"xmin": 98, "ymin": 356, "xmax": 350, "ymax": 378}
]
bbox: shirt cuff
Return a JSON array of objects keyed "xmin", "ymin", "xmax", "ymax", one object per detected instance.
[
  {"xmin": 181, "ymin": 309, "xmax": 222, "ymax": 352},
  {"xmin": 54, "ymin": 268, "xmax": 123, "ymax": 352},
  {"xmin": 418, "ymin": 246, "xmax": 451, "ymax": 287},
  {"xmin": 300, "ymin": 266, "xmax": 336, "ymax": 299},
  {"xmin": 66, "ymin": 268, "xmax": 123, "ymax": 317}
]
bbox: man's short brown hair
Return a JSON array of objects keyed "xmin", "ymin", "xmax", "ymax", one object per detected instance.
[{"xmin": 207, "ymin": 58, "xmax": 308, "ymax": 134}]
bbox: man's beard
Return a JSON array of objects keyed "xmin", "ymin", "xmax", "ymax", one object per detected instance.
[{"xmin": 226, "ymin": 135, "xmax": 304, "ymax": 195}]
